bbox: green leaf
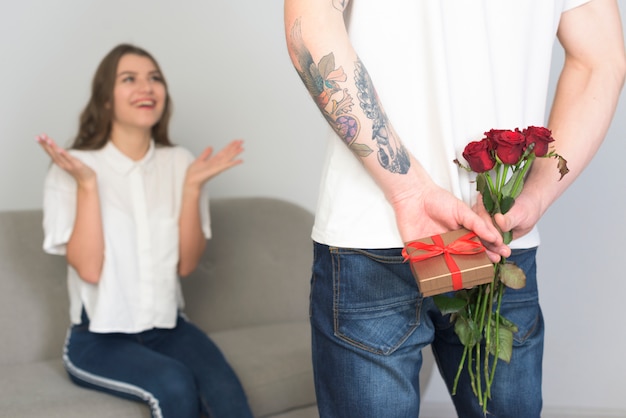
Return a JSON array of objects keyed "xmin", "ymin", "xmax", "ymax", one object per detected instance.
[
  {"xmin": 476, "ymin": 173, "xmax": 488, "ymax": 195},
  {"xmin": 498, "ymin": 314, "xmax": 519, "ymax": 333},
  {"xmin": 499, "ymin": 262, "xmax": 526, "ymax": 290},
  {"xmin": 454, "ymin": 316, "xmax": 481, "ymax": 348},
  {"xmin": 482, "ymin": 189, "xmax": 494, "ymax": 213},
  {"xmin": 500, "ymin": 196, "xmax": 515, "ymax": 215},
  {"xmin": 501, "ymin": 170, "xmax": 525, "ymax": 199},
  {"xmin": 502, "ymin": 230, "xmax": 513, "ymax": 245},
  {"xmin": 476, "ymin": 173, "xmax": 500, "ymax": 214},
  {"xmin": 454, "ymin": 289, "xmax": 471, "ymax": 301},
  {"xmin": 433, "ymin": 295, "xmax": 468, "ymax": 315},
  {"xmin": 488, "ymin": 324, "xmax": 514, "ymax": 363}
]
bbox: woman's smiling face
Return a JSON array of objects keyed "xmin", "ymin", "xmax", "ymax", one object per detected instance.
[{"xmin": 111, "ymin": 53, "xmax": 166, "ymax": 133}]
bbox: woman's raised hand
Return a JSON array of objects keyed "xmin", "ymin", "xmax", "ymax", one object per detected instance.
[
  {"xmin": 184, "ymin": 139, "xmax": 244, "ymax": 189},
  {"xmin": 36, "ymin": 134, "xmax": 96, "ymax": 186}
]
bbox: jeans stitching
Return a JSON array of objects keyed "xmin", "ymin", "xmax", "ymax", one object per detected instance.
[
  {"xmin": 513, "ymin": 308, "xmax": 542, "ymax": 344},
  {"xmin": 329, "ymin": 246, "xmax": 420, "ymax": 356},
  {"xmin": 63, "ymin": 330, "xmax": 163, "ymax": 417},
  {"xmin": 332, "ymin": 245, "xmax": 340, "ymax": 343},
  {"xmin": 329, "ymin": 246, "xmax": 405, "ymax": 263}
]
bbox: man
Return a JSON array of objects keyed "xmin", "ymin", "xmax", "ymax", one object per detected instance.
[{"xmin": 284, "ymin": 0, "xmax": 625, "ymax": 417}]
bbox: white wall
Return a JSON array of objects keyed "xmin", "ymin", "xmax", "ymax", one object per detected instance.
[
  {"xmin": 0, "ymin": 0, "xmax": 327, "ymax": 212},
  {"xmin": 1, "ymin": 0, "xmax": 625, "ymax": 414}
]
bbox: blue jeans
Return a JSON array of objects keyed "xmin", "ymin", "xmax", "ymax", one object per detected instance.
[
  {"xmin": 64, "ymin": 313, "xmax": 253, "ymax": 418},
  {"xmin": 311, "ymin": 243, "xmax": 543, "ymax": 418}
]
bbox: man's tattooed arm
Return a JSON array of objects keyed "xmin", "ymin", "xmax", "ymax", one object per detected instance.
[
  {"xmin": 288, "ymin": 17, "xmax": 410, "ymax": 173},
  {"xmin": 284, "ymin": 0, "xmax": 510, "ymax": 255}
]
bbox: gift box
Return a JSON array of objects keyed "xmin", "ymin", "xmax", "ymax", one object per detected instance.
[{"xmin": 402, "ymin": 228, "xmax": 494, "ymax": 297}]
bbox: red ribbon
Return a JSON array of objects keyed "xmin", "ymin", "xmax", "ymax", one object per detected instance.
[{"xmin": 402, "ymin": 232, "xmax": 486, "ymax": 291}]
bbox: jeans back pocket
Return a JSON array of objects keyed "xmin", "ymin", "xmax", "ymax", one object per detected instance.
[{"xmin": 331, "ymin": 247, "xmax": 422, "ymax": 355}]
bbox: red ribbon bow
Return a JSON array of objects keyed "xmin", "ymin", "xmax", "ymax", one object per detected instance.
[{"xmin": 402, "ymin": 232, "xmax": 486, "ymax": 291}]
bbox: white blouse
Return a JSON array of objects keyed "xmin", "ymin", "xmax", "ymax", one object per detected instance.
[{"xmin": 43, "ymin": 140, "xmax": 210, "ymax": 333}]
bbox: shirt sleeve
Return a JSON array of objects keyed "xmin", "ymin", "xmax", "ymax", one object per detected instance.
[
  {"xmin": 42, "ymin": 163, "xmax": 77, "ymax": 255},
  {"xmin": 176, "ymin": 146, "xmax": 211, "ymax": 240},
  {"xmin": 563, "ymin": 0, "xmax": 591, "ymax": 11}
]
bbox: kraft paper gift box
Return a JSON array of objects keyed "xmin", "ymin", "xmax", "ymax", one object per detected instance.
[{"xmin": 402, "ymin": 228, "xmax": 494, "ymax": 297}]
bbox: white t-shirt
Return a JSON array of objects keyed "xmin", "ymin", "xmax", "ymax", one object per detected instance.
[
  {"xmin": 43, "ymin": 140, "xmax": 210, "ymax": 333},
  {"xmin": 312, "ymin": 0, "xmax": 590, "ymax": 249}
]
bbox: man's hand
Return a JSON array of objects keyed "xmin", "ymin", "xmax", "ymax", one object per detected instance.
[
  {"xmin": 392, "ymin": 182, "xmax": 510, "ymax": 263},
  {"xmin": 492, "ymin": 192, "xmax": 543, "ymax": 244}
]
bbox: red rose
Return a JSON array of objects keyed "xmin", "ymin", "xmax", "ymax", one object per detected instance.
[
  {"xmin": 487, "ymin": 129, "xmax": 526, "ymax": 165},
  {"xmin": 462, "ymin": 139, "xmax": 495, "ymax": 173},
  {"xmin": 523, "ymin": 126, "xmax": 554, "ymax": 157}
]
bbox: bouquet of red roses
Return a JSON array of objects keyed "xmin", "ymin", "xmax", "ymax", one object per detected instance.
[{"xmin": 437, "ymin": 126, "xmax": 568, "ymax": 414}]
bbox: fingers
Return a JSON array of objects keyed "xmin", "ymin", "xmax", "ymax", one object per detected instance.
[
  {"xmin": 458, "ymin": 205, "xmax": 511, "ymax": 259},
  {"xmin": 216, "ymin": 139, "xmax": 244, "ymax": 162},
  {"xmin": 36, "ymin": 133, "xmax": 55, "ymax": 153},
  {"xmin": 36, "ymin": 133, "xmax": 96, "ymax": 185},
  {"xmin": 37, "ymin": 136, "xmax": 70, "ymax": 167},
  {"xmin": 36, "ymin": 133, "xmax": 68, "ymax": 165},
  {"xmin": 395, "ymin": 188, "xmax": 507, "ymax": 261},
  {"xmin": 198, "ymin": 140, "xmax": 244, "ymax": 163},
  {"xmin": 225, "ymin": 138, "xmax": 244, "ymax": 149},
  {"xmin": 187, "ymin": 140, "xmax": 245, "ymax": 187},
  {"xmin": 493, "ymin": 205, "xmax": 535, "ymax": 244},
  {"xmin": 211, "ymin": 140, "xmax": 244, "ymax": 167},
  {"xmin": 485, "ymin": 249, "xmax": 503, "ymax": 264},
  {"xmin": 458, "ymin": 205, "xmax": 498, "ymax": 242},
  {"xmin": 493, "ymin": 212, "xmax": 509, "ymax": 235},
  {"xmin": 470, "ymin": 197, "xmax": 510, "ymax": 258},
  {"xmin": 197, "ymin": 146, "xmax": 214, "ymax": 161},
  {"xmin": 36, "ymin": 133, "xmax": 63, "ymax": 149},
  {"xmin": 478, "ymin": 196, "xmax": 539, "ymax": 254}
]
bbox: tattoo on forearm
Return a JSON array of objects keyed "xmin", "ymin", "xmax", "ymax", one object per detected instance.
[
  {"xmin": 290, "ymin": 19, "xmax": 372, "ymax": 157},
  {"xmin": 289, "ymin": 19, "xmax": 410, "ymax": 173},
  {"xmin": 354, "ymin": 59, "xmax": 410, "ymax": 174}
]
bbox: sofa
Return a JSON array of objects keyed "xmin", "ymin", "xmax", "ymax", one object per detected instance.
[
  {"xmin": 0, "ymin": 197, "xmax": 319, "ymax": 417},
  {"xmin": 0, "ymin": 196, "xmax": 434, "ymax": 417}
]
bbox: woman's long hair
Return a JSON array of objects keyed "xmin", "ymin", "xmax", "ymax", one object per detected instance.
[{"xmin": 71, "ymin": 44, "xmax": 173, "ymax": 150}]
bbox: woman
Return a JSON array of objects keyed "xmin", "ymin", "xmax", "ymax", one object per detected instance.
[{"xmin": 37, "ymin": 43, "xmax": 254, "ymax": 418}]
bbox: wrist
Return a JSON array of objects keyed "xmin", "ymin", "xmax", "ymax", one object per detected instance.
[
  {"xmin": 76, "ymin": 177, "xmax": 98, "ymax": 192},
  {"xmin": 522, "ymin": 163, "xmax": 564, "ymax": 218},
  {"xmin": 182, "ymin": 183, "xmax": 202, "ymax": 199},
  {"xmin": 384, "ymin": 161, "xmax": 432, "ymax": 206}
]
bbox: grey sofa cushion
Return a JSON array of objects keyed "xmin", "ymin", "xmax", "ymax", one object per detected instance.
[
  {"xmin": 0, "ymin": 197, "xmax": 319, "ymax": 417},
  {"xmin": 181, "ymin": 197, "xmax": 317, "ymax": 416},
  {"xmin": 182, "ymin": 197, "xmax": 314, "ymax": 332},
  {"xmin": 0, "ymin": 360, "xmax": 149, "ymax": 417},
  {"xmin": 0, "ymin": 322, "xmax": 315, "ymax": 418},
  {"xmin": 210, "ymin": 322, "xmax": 316, "ymax": 417},
  {"xmin": 0, "ymin": 210, "xmax": 69, "ymax": 365}
]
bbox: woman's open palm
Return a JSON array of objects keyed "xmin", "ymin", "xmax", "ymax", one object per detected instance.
[
  {"xmin": 36, "ymin": 134, "xmax": 96, "ymax": 184},
  {"xmin": 185, "ymin": 139, "xmax": 244, "ymax": 188}
]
